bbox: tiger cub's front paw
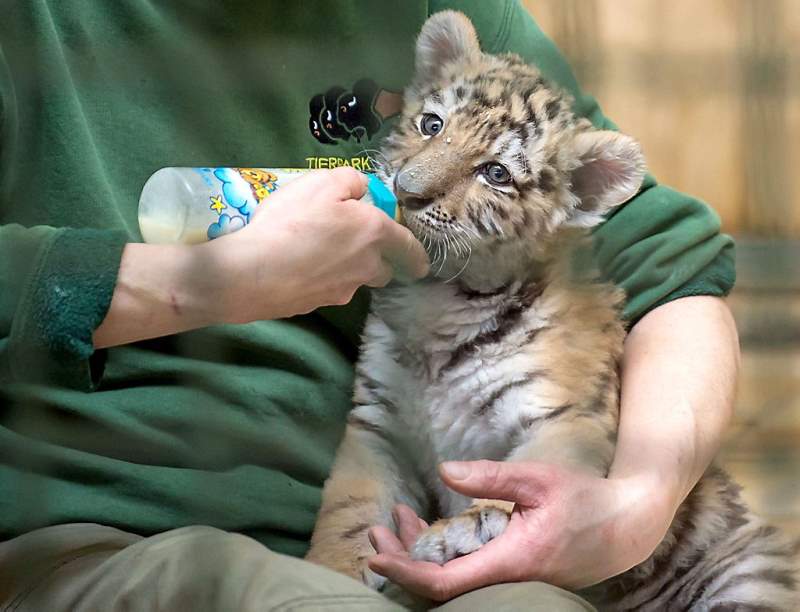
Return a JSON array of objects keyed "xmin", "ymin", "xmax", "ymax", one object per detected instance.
[{"xmin": 410, "ymin": 505, "xmax": 510, "ymax": 565}]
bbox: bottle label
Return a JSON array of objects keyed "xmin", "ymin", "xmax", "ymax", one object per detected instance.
[{"xmin": 193, "ymin": 167, "xmax": 305, "ymax": 240}]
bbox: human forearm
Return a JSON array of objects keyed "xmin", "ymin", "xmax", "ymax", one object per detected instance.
[
  {"xmin": 610, "ymin": 295, "xmax": 740, "ymax": 512},
  {"xmin": 94, "ymin": 169, "xmax": 428, "ymax": 350},
  {"xmin": 92, "ymin": 242, "xmax": 227, "ymax": 349}
]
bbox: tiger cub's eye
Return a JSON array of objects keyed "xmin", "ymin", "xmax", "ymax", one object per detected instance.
[
  {"xmin": 420, "ymin": 113, "xmax": 444, "ymax": 136},
  {"xmin": 483, "ymin": 163, "xmax": 512, "ymax": 186}
]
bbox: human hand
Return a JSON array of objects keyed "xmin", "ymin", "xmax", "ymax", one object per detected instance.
[
  {"xmin": 205, "ymin": 167, "xmax": 429, "ymax": 323},
  {"xmin": 368, "ymin": 460, "xmax": 676, "ymax": 602}
]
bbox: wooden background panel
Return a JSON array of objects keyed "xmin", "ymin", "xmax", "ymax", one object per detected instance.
[{"xmin": 524, "ymin": 0, "xmax": 799, "ymax": 237}]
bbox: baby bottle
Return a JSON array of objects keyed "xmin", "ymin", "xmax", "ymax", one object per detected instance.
[{"xmin": 138, "ymin": 167, "xmax": 398, "ymax": 244}]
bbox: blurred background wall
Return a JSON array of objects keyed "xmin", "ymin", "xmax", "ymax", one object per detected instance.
[{"xmin": 524, "ymin": 0, "xmax": 800, "ymax": 537}]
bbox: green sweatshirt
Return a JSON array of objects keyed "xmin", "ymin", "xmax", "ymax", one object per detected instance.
[{"xmin": 0, "ymin": 1, "xmax": 734, "ymax": 556}]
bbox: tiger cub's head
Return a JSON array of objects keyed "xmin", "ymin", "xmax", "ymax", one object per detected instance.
[{"xmin": 380, "ymin": 11, "xmax": 646, "ymax": 289}]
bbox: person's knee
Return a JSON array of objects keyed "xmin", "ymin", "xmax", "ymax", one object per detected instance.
[
  {"xmin": 136, "ymin": 525, "xmax": 269, "ymax": 570},
  {"xmin": 438, "ymin": 581, "xmax": 596, "ymax": 612},
  {"xmin": 147, "ymin": 525, "xmax": 266, "ymax": 559},
  {"xmin": 108, "ymin": 527, "xmax": 399, "ymax": 611},
  {"xmin": 112, "ymin": 526, "xmax": 273, "ymax": 609}
]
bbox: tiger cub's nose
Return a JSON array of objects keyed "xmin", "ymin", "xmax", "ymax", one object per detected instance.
[{"xmin": 395, "ymin": 170, "xmax": 434, "ymax": 210}]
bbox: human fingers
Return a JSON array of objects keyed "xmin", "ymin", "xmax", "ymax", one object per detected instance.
[
  {"xmin": 439, "ymin": 460, "xmax": 553, "ymax": 506},
  {"xmin": 393, "ymin": 504, "xmax": 427, "ymax": 550},
  {"xmin": 368, "ymin": 525, "xmax": 405, "ymax": 555},
  {"xmin": 323, "ymin": 166, "xmax": 369, "ymax": 201},
  {"xmin": 278, "ymin": 167, "xmax": 368, "ymax": 204},
  {"xmin": 364, "ymin": 257, "xmax": 394, "ymax": 289},
  {"xmin": 369, "ymin": 536, "xmax": 519, "ymax": 602},
  {"xmin": 377, "ymin": 220, "xmax": 430, "ymax": 280}
]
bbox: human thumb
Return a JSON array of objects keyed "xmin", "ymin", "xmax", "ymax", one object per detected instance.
[{"xmin": 439, "ymin": 460, "xmax": 545, "ymax": 505}]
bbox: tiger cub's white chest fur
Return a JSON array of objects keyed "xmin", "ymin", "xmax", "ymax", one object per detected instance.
[{"xmin": 354, "ymin": 279, "xmax": 554, "ymax": 515}]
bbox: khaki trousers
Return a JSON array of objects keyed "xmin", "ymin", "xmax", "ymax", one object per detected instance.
[{"xmin": 0, "ymin": 524, "xmax": 595, "ymax": 611}]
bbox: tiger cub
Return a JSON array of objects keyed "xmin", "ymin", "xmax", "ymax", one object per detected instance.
[{"xmin": 307, "ymin": 10, "xmax": 798, "ymax": 611}]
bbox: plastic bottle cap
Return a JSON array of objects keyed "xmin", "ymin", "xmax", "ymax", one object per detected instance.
[{"xmin": 365, "ymin": 173, "xmax": 399, "ymax": 221}]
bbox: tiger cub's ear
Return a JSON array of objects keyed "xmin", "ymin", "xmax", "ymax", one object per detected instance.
[
  {"xmin": 566, "ymin": 131, "xmax": 647, "ymax": 228},
  {"xmin": 415, "ymin": 11, "xmax": 481, "ymax": 84}
]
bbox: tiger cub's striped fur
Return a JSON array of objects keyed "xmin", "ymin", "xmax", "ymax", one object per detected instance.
[{"xmin": 307, "ymin": 11, "xmax": 798, "ymax": 610}]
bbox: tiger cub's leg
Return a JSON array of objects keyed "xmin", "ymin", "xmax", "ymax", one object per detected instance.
[
  {"xmin": 589, "ymin": 467, "xmax": 799, "ymax": 611},
  {"xmin": 412, "ymin": 397, "xmax": 617, "ymax": 564},
  {"xmin": 307, "ymin": 417, "xmax": 424, "ymax": 589}
]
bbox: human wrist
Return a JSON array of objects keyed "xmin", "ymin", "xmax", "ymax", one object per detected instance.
[
  {"xmin": 94, "ymin": 242, "xmax": 228, "ymax": 348},
  {"xmin": 127, "ymin": 241, "xmax": 227, "ymax": 329},
  {"xmin": 611, "ymin": 452, "xmax": 685, "ymax": 506},
  {"xmin": 191, "ymin": 238, "xmax": 257, "ymax": 325},
  {"xmin": 198, "ymin": 229, "xmax": 300, "ymax": 324},
  {"xmin": 609, "ymin": 472, "xmax": 679, "ymax": 564}
]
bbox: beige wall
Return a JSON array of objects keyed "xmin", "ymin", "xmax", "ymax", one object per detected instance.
[{"xmin": 524, "ymin": 0, "xmax": 800, "ymax": 236}]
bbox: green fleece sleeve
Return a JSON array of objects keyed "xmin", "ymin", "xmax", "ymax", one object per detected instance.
[
  {"xmin": 0, "ymin": 47, "xmax": 128, "ymax": 391},
  {"xmin": 431, "ymin": 0, "xmax": 736, "ymax": 324},
  {"xmin": 0, "ymin": 224, "xmax": 127, "ymax": 390}
]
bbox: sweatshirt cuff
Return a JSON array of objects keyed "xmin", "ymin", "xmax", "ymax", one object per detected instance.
[
  {"xmin": 639, "ymin": 246, "xmax": 737, "ymax": 324},
  {"xmin": 8, "ymin": 228, "xmax": 128, "ymax": 391}
]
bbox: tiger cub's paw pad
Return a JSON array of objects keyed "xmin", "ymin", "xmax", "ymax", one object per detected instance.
[{"xmin": 409, "ymin": 506, "xmax": 510, "ymax": 565}]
